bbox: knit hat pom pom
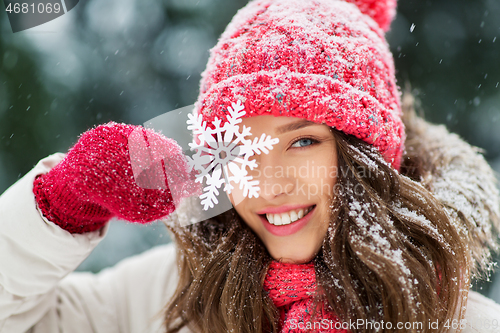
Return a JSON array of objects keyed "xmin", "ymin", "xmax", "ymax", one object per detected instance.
[{"xmin": 345, "ymin": 0, "xmax": 397, "ymax": 31}]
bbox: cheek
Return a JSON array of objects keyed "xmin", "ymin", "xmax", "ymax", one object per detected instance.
[
  {"xmin": 321, "ymin": 153, "xmax": 338, "ymax": 193},
  {"xmin": 304, "ymin": 157, "xmax": 337, "ymax": 199}
]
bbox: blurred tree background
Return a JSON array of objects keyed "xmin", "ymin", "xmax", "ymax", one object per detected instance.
[{"xmin": 1, "ymin": 0, "xmax": 500, "ymax": 300}]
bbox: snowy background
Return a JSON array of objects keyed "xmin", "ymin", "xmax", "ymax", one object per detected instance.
[{"xmin": 1, "ymin": 0, "xmax": 500, "ymax": 302}]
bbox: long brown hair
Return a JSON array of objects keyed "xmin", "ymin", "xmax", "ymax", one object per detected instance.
[{"xmin": 163, "ymin": 107, "xmax": 472, "ymax": 332}]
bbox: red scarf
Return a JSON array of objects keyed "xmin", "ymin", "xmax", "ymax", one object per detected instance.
[{"xmin": 263, "ymin": 261, "xmax": 349, "ymax": 333}]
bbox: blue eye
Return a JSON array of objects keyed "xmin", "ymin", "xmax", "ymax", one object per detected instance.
[{"xmin": 291, "ymin": 138, "xmax": 315, "ymax": 148}]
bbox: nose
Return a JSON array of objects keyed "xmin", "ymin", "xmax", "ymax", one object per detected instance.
[{"xmin": 252, "ymin": 152, "xmax": 295, "ymax": 201}]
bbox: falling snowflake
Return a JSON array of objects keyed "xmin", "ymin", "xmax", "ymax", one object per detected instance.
[{"xmin": 186, "ymin": 100, "xmax": 279, "ymax": 210}]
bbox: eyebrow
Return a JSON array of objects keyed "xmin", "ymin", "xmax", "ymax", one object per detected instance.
[{"xmin": 276, "ymin": 120, "xmax": 316, "ymax": 134}]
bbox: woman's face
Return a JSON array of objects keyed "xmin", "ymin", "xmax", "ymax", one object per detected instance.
[{"xmin": 227, "ymin": 115, "xmax": 337, "ymax": 263}]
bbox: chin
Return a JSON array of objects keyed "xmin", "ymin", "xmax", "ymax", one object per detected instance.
[{"xmin": 268, "ymin": 246, "xmax": 319, "ymax": 264}]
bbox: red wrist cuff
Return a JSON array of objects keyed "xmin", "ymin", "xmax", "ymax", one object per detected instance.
[{"xmin": 33, "ymin": 175, "xmax": 110, "ymax": 234}]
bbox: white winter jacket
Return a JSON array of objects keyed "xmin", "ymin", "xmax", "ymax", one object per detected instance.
[{"xmin": 1, "ymin": 154, "xmax": 500, "ymax": 333}]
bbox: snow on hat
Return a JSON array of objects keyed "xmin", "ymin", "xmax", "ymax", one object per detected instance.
[{"xmin": 194, "ymin": 0, "xmax": 404, "ymax": 169}]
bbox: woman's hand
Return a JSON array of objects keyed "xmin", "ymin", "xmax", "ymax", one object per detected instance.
[{"xmin": 33, "ymin": 122, "xmax": 197, "ymax": 233}]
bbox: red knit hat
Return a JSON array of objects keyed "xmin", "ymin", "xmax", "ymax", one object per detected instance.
[{"xmin": 194, "ymin": 0, "xmax": 404, "ymax": 169}]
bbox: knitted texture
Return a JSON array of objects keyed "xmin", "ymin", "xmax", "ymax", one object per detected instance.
[
  {"xmin": 345, "ymin": 0, "xmax": 397, "ymax": 32},
  {"xmin": 33, "ymin": 122, "xmax": 197, "ymax": 233},
  {"xmin": 195, "ymin": 0, "xmax": 404, "ymax": 169},
  {"xmin": 264, "ymin": 261, "xmax": 349, "ymax": 332}
]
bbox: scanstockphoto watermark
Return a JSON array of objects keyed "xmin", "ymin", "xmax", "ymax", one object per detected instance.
[
  {"xmin": 3, "ymin": 0, "xmax": 79, "ymax": 33},
  {"xmin": 253, "ymin": 163, "xmax": 373, "ymax": 200},
  {"xmin": 290, "ymin": 318, "xmax": 497, "ymax": 331},
  {"xmin": 289, "ymin": 318, "xmax": 424, "ymax": 331},
  {"xmin": 254, "ymin": 162, "xmax": 373, "ymax": 180},
  {"xmin": 131, "ymin": 103, "xmax": 375, "ymax": 225},
  {"xmin": 258, "ymin": 177, "xmax": 367, "ymax": 200}
]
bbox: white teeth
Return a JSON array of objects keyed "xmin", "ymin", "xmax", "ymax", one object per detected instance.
[
  {"xmin": 280, "ymin": 213, "xmax": 291, "ymax": 225},
  {"xmin": 265, "ymin": 206, "xmax": 313, "ymax": 226}
]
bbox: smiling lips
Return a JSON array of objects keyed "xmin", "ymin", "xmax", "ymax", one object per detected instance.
[
  {"xmin": 257, "ymin": 204, "xmax": 316, "ymax": 236},
  {"xmin": 265, "ymin": 206, "xmax": 314, "ymax": 226}
]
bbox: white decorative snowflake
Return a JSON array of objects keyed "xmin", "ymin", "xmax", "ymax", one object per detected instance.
[{"xmin": 186, "ymin": 100, "xmax": 279, "ymax": 210}]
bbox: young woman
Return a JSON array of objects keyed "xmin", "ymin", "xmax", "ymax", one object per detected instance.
[{"xmin": 1, "ymin": 0, "xmax": 500, "ymax": 332}]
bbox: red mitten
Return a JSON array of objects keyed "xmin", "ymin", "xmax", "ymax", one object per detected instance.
[{"xmin": 33, "ymin": 122, "xmax": 197, "ymax": 233}]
